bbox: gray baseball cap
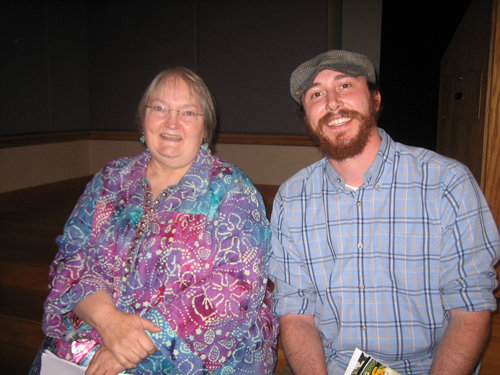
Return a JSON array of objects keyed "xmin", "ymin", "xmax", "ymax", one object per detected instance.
[{"xmin": 290, "ymin": 50, "xmax": 376, "ymax": 104}]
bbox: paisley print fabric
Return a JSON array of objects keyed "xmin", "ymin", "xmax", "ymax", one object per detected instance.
[{"xmin": 39, "ymin": 149, "xmax": 278, "ymax": 374}]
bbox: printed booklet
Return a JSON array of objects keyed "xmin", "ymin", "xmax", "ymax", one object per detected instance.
[{"xmin": 344, "ymin": 348, "xmax": 400, "ymax": 375}]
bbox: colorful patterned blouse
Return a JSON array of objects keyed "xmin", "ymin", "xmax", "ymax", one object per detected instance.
[{"xmin": 42, "ymin": 149, "xmax": 278, "ymax": 374}]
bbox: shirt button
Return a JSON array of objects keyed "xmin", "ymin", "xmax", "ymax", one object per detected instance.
[
  {"xmin": 358, "ymin": 243, "xmax": 363, "ymax": 249},
  {"xmin": 359, "ymin": 284, "xmax": 365, "ymax": 290},
  {"xmin": 356, "ymin": 201, "xmax": 362, "ymax": 206},
  {"xmin": 337, "ymin": 178, "xmax": 342, "ymax": 183},
  {"xmin": 362, "ymin": 325, "xmax": 367, "ymax": 331},
  {"xmin": 375, "ymin": 184, "xmax": 380, "ymax": 190}
]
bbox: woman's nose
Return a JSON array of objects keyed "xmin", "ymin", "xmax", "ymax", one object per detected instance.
[{"xmin": 165, "ymin": 110, "xmax": 180, "ymax": 128}]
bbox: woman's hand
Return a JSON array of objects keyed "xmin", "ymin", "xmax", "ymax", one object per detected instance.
[
  {"xmin": 74, "ymin": 290, "xmax": 162, "ymax": 369},
  {"xmin": 96, "ymin": 309, "xmax": 161, "ymax": 368},
  {"xmin": 85, "ymin": 346, "xmax": 126, "ymax": 375}
]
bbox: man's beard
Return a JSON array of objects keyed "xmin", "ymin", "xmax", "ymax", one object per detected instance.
[{"xmin": 305, "ymin": 96, "xmax": 380, "ymax": 161}]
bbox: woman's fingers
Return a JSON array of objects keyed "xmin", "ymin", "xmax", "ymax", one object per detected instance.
[
  {"xmin": 141, "ymin": 317, "xmax": 162, "ymax": 333},
  {"xmin": 85, "ymin": 346, "xmax": 126, "ymax": 375},
  {"xmin": 97, "ymin": 311, "xmax": 158, "ymax": 367}
]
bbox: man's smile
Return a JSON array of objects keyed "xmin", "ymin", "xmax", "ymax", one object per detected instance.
[{"xmin": 327, "ymin": 117, "xmax": 351, "ymax": 127}]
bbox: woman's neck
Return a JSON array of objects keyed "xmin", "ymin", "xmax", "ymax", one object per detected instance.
[{"xmin": 146, "ymin": 159, "xmax": 188, "ymax": 199}]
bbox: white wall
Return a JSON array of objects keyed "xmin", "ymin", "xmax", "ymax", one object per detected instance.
[
  {"xmin": 215, "ymin": 144, "xmax": 322, "ymax": 186},
  {"xmin": 0, "ymin": 141, "xmax": 90, "ymax": 192},
  {"xmin": 87, "ymin": 141, "xmax": 323, "ymax": 186},
  {"xmin": 88, "ymin": 140, "xmax": 145, "ymax": 174},
  {"xmin": 0, "ymin": 140, "xmax": 322, "ymax": 193}
]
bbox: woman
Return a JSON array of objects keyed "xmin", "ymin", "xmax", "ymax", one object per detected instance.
[{"xmin": 30, "ymin": 67, "xmax": 278, "ymax": 374}]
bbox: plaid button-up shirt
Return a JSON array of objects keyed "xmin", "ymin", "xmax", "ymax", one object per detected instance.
[{"xmin": 270, "ymin": 128, "xmax": 499, "ymax": 374}]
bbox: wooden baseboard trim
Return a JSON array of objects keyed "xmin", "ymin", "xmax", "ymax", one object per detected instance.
[{"xmin": 1, "ymin": 130, "xmax": 314, "ymax": 148}]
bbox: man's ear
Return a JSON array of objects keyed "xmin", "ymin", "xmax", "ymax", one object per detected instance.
[{"xmin": 374, "ymin": 92, "xmax": 382, "ymax": 111}]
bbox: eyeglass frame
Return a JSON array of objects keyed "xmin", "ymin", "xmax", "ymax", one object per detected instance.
[{"xmin": 145, "ymin": 105, "xmax": 204, "ymax": 122}]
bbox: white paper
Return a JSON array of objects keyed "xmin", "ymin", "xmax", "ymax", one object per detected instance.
[
  {"xmin": 41, "ymin": 350, "xmax": 128, "ymax": 375},
  {"xmin": 41, "ymin": 350, "xmax": 86, "ymax": 375},
  {"xmin": 344, "ymin": 347, "xmax": 363, "ymax": 375}
]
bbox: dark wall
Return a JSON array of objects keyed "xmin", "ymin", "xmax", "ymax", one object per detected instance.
[
  {"xmin": 1, "ymin": 0, "xmax": 89, "ymax": 136},
  {"xmin": 2, "ymin": 0, "xmax": 327, "ymax": 137},
  {"xmin": 196, "ymin": 1, "xmax": 327, "ymax": 135},
  {"xmin": 2, "ymin": 0, "xmax": 472, "ymax": 149},
  {"xmin": 87, "ymin": 0, "xmax": 198, "ymax": 134},
  {"xmin": 379, "ymin": 0, "xmax": 472, "ymax": 150}
]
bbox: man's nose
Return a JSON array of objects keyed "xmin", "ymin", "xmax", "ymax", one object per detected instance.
[{"xmin": 326, "ymin": 92, "xmax": 342, "ymax": 112}]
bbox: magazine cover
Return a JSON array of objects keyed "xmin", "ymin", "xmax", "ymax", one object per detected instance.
[{"xmin": 344, "ymin": 348, "xmax": 401, "ymax": 375}]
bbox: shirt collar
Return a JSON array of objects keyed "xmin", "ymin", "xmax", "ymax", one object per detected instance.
[
  {"xmin": 139, "ymin": 147, "xmax": 213, "ymax": 197},
  {"xmin": 324, "ymin": 127, "xmax": 393, "ymax": 190}
]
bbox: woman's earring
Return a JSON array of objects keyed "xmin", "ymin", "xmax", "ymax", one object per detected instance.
[
  {"xmin": 139, "ymin": 135, "xmax": 145, "ymax": 144},
  {"xmin": 201, "ymin": 138, "xmax": 209, "ymax": 150}
]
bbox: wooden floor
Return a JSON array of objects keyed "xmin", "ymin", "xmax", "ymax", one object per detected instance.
[
  {"xmin": 0, "ymin": 177, "xmax": 498, "ymax": 374},
  {"xmin": 0, "ymin": 176, "xmax": 90, "ymax": 373}
]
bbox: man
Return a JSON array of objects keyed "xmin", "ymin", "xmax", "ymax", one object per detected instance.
[{"xmin": 269, "ymin": 50, "xmax": 499, "ymax": 374}]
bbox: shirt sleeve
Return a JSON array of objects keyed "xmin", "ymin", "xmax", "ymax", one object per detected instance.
[
  {"xmin": 42, "ymin": 172, "xmax": 110, "ymax": 338},
  {"xmin": 268, "ymin": 186, "xmax": 318, "ymax": 317},
  {"xmin": 439, "ymin": 164, "xmax": 500, "ymax": 312},
  {"xmin": 144, "ymin": 173, "xmax": 276, "ymax": 373}
]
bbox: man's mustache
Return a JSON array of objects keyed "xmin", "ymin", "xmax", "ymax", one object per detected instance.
[{"xmin": 318, "ymin": 109, "xmax": 366, "ymax": 127}]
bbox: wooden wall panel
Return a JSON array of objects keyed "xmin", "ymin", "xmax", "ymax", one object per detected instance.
[{"xmin": 483, "ymin": 0, "xmax": 500, "ymax": 227}]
